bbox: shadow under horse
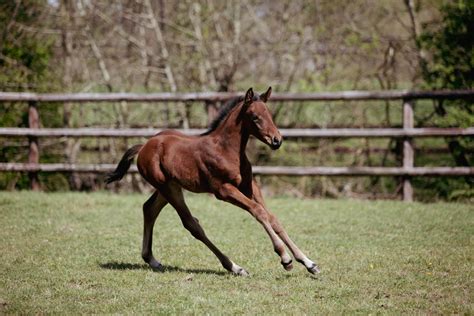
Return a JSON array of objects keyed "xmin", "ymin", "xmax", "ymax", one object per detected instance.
[{"xmin": 106, "ymin": 87, "xmax": 319, "ymax": 276}]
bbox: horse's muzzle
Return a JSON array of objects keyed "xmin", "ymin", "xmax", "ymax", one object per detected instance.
[{"xmin": 270, "ymin": 136, "xmax": 282, "ymax": 150}]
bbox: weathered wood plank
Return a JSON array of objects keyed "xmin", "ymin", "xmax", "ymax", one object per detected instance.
[
  {"xmin": 0, "ymin": 128, "xmax": 203, "ymax": 137},
  {"xmin": 1, "ymin": 127, "xmax": 473, "ymax": 138},
  {"xmin": 403, "ymin": 99, "xmax": 414, "ymax": 201},
  {"xmin": 1, "ymin": 163, "xmax": 472, "ymax": 176},
  {"xmin": 252, "ymin": 166, "xmax": 474, "ymax": 176},
  {"xmin": 0, "ymin": 89, "xmax": 472, "ymax": 102},
  {"xmin": 271, "ymin": 90, "xmax": 474, "ymax": 101},
  {"xmin": 28, "ymin": 101, "xmax": 40, "ymax": 191}
]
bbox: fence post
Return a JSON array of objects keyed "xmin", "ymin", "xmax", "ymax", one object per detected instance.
[
  {"xmin": 402, "ymin": 99, "xmax": 414, "ymax": 201},
  {"xmin": 28, "ymin": 101, "xmax": 40, "ymax": 191}
]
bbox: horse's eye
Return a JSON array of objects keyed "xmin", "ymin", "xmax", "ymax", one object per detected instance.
[{"xmin": 251, "ymin": 114, "xmax": 259, "ymax": 122}]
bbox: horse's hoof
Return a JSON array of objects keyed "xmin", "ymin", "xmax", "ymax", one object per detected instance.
[
  {"xmin": 307, "ymin": 263, "xmax": 320, "ymax": 274},
  {"xmin": 151, "ymin": 264, "xmax": 164, "ymax": 272},
  {"xmin": 148, "ymin": 259, "xmax": 164, "ymax": 271},
  {"xmin": 282, "ymin": 260, "xmax": 293, "ymax": 271},
  {"xmin": 230, "ymin": 263, "xmax": 250, "ymax": 276},
  {"xmin": 235, "ymin": 268, "xmax": 250, "ymax": 277},
  {"xmin": 284, "ymin": 263, "xmax": 294, "ymax": 271}
]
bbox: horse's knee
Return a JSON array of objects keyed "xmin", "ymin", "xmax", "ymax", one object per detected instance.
[
  {"xmin": 268, "ymin": 213, "xmax": 284, "ymax": 234},
  {"xmin": 253, "ymin": 205, "xmax": 269, "ymax": 223}
]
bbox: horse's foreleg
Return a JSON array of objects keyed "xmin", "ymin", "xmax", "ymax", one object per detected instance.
[
  {"xmin": 251, "ymin": 180, "xmax": 320, "ymax": 274},
  {"xmin": 217, "ymin": 183, "xmax": 294, "ymax": 272},
  {"xmin": 142, "ymin": 191, "xmax": 168, "ymax": 270},
  {"xmin": 160, "ymin": 184, "xmax": 249, "ymax": 276}
]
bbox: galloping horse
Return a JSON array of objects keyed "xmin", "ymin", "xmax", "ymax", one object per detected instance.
[{"xmin": 106, "ymin": 87, "xmax": 319, "ymax": 276}]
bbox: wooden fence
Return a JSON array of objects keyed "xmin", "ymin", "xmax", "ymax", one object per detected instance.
[{"xmin": 0, "ymin": 90, "xmax": 473, "ymax": 201}]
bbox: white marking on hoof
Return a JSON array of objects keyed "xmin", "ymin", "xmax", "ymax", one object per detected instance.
[
  {"xmin": 231, "ymin": 263, "xmax": 249, "ymax": 277},
  {"xmin": 307, "ymin": 263, "xmax": 321, "ymax": 274},
  {"xmin": 296, "ymin": 257, "xmax": 321, "ymax": 274}
]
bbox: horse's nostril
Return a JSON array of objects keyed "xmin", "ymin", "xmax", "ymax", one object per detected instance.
[{"xmin": 271, "ymin": 137, "xmax": 282, "ymax": 149}]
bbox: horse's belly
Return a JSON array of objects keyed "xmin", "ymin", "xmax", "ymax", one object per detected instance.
[
  {"xmin": 171, "ymin": 165, "xmax": 205, "ymax": 191},
  {"xmin": 162, "ymin": 154, "xmax": 210, "ymax": 193}
]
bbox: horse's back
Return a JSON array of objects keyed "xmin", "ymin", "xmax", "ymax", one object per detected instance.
[{"xmin": 154, "ymin": 129, "xmax": 190, "ymax": 138}]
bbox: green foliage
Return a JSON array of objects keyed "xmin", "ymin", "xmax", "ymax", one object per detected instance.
[
  {"xmin": 419, "ymin": 1, "xmax": 473, "ymax": 89},
  {"xmin": 0, "ymin": 192, "xmax": 472, "ymax": 313},
  {"xmin": 449, "ymin": 187, "xmax": 474, "ymax": 200},
  {"xmin": 0, "ymin": 1, "xmax": 60, "ymax": 190},
  {"xmin": 38, "ymin": 173, "xmax": 70, "ymax": 191},
  {"xmin": 416, "ymin": 1, "xmax": 474, "ymax": 197},
  {"xmin": 1, "ymin": 38, "xmax": 51, "ymax": 83},
  {"xmin": 413, "ymin": 176, "xmax": 473, "ymax": 201},
  {"xmin": 0, "ymin": 0, "xmax": 55, "ymax": 90}
]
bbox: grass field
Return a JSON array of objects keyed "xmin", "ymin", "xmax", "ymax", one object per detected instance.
[{"xmin": 0, "ymin": 192, "xmax": 472, "ymax": 314}]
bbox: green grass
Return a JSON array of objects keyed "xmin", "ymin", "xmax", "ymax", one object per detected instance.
[{"xmin": 0, "ymin": 192, "xmax": 472, "ymax": 314}]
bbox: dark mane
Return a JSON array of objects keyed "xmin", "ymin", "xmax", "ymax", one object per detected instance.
[{"xmin": 201, "ymin": 93, "xmax": 259, "ymax": 135}]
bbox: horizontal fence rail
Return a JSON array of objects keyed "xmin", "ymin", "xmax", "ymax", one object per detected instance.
[
  {"xmin": 1, "ymin": 127, "xmax": 473, "ymax": 138},
  {"xmin": 0, "ymin": 89, "xmax": 473, "ymax": 102},
  {"xmin": 1, "ymin": 89, "xmax": 473, "ymax": 201},
  {"xmin": 1, "ymin": 163, "xmax": 472, "ymax": 176}
]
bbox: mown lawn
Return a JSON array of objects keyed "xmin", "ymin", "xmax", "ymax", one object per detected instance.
[{"xmin": 0, "ymin": 191, "xmax": 472, "ymax": 314}]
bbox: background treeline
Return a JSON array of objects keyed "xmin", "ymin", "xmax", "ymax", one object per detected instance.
[{"xmin": 0, "ymin": 0, "xmax": 472, "ymax": 200}]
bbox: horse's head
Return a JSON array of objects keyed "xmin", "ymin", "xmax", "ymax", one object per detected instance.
[{"xmin": 242, "ymin": 87, "xmax": 282, "ymax": 150}]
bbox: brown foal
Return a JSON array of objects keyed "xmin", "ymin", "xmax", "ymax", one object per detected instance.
[{"xmin": 106, "ymin": 87, "xmax": 319, "ymax": 276}]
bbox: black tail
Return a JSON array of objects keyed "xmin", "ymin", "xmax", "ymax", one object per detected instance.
[{"xmin": 105, "ymin": 144, "xmax": 143, "ymax": 184}]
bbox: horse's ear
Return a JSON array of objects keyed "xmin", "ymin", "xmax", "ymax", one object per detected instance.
[
  {"xmin": 244, "ymin": 87, "xmax": 254, "ymax": 105},
  {"xmin": 260, "ymin": 86, "xmax": 272, "ymax": 102}
]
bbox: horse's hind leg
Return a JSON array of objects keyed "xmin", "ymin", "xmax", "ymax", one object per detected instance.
[
  {"xmin": 160, "ymin": 184, "xmax": 249, "ymax": 276},
  {"xmin": 142, "ymin": 191, "xmax": 168, "ymax": 270}
]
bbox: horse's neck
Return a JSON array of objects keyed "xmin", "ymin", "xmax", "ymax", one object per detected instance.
[{"xmin": 211, "ymin": 107, "xmax": 249, "ymax": 158}]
